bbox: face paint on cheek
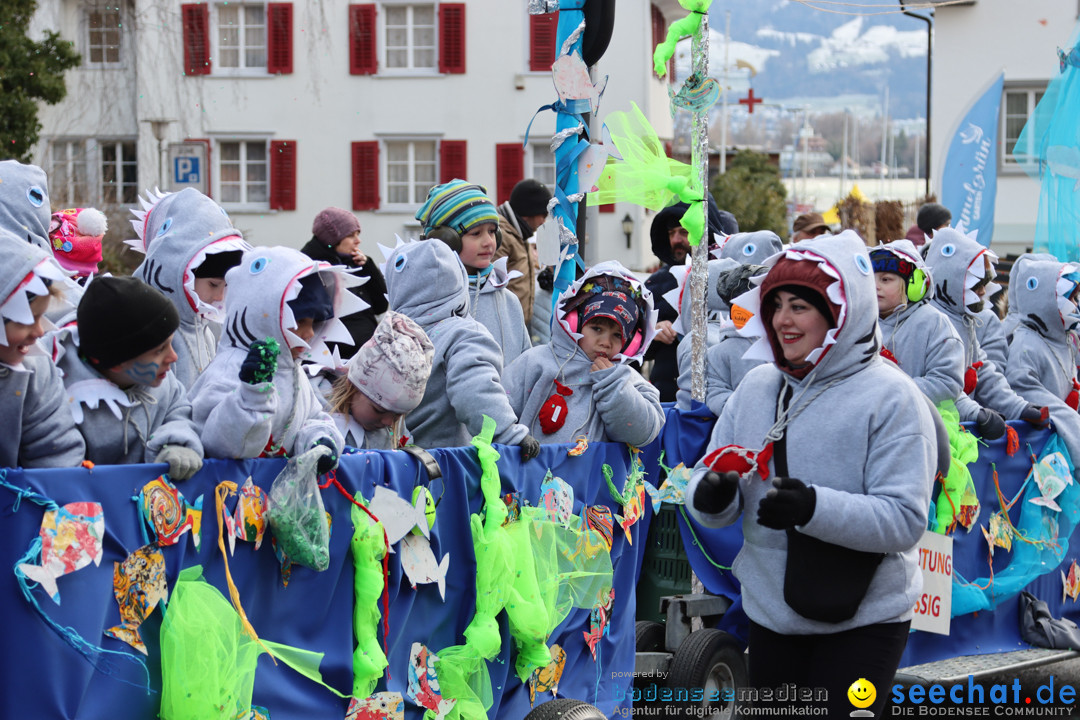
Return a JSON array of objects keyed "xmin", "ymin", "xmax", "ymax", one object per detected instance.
[{"xmin": 125, "ymin": 360, "xmax": 161, "ymax": 385}]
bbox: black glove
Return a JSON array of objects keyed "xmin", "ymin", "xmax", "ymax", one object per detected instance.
[
  {"xmin": 312, "ymin": 437, "xmax": 339, "ymax": 475},
  {"xmin": 519, "ymin": 434, "xmax": 541, "ymax": 461},
  {"xmin": 757, "ymin": 477, "xmax": 816, "ymax": 530},
  {"xmin": 975, "ymin": 408, "xmax": 1006, "ymax": 440},
  {"xmin": 238, "ymin": 338, "xmax": 279, "ymax": 385},
  {"xmin": 693, "ymin": 471, "xmax": 739, "ymax": 515},
  {"xmin": 1020, "ymin": 404, "xmax": 1050, "ymax": 428}
]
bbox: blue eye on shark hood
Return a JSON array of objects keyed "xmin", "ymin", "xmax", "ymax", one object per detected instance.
[
  {"xmin": 384, "ymin": 239, "xmax": 471, "ymax": 326},
  {"xmin": 1012, "ymin": 255, "xmax": 1080, "ymax": 340},
  {"xmin": 923, "ymin": 226, "xmax": 1001, "ymax": 317},
  {"xmin": 0, "ymin": 160, "xmax": 53, "ymax": 253}
]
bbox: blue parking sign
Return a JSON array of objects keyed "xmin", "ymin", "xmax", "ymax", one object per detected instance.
[{"xmin": 174, "ymin": 157, "xmax": 200, "ymax": 183}]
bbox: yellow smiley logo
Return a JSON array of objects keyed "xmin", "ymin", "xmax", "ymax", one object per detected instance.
[{"xmin": 847, "ymin": 678, "xmax": 876, "ymax": 709}]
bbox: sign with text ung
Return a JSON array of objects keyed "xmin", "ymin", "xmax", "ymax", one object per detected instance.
[{"xmin": 912, "ymin": 530, "xmax": 953, "ymax": 635}]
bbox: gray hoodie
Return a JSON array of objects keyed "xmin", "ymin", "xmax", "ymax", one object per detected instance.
[
  {"xmin": 924, "ymin": 228, "xmax": 1029, "ymax": 421},
  {"xmin": 975, "ymin": 307, "xmax": 1009, "ymax": 373},
  {"xmin": 504, "ymin": 261, "xmax": 664, "ymax": 446},
  {"xmin": 132, "ymin": 188, "xmax": 252, "ymax": 390},
  {"xmin": 688, "ymin": 231, "xmax": 936, "ymax": 635},
  {"xmin": 1006, "ymin": 258, "xmax": 1080, "ymax": 463},
  {"xmin": 0, "ymin": 231, "xmax": 84, "ymax": 468},
  {"xmin": 189, "ymin": 246, "xmax": 355, "ymax": 459},
  {"xmin": 385, "ymin": 240, "xmax": 529, "ymax": 449},
  {"xmin": 874, "ymin": 239, "xmax": 966, "ymax": 406},
  {"xmin": 469, "ymin": 258, "xmax": 532, "ymax": 370}
]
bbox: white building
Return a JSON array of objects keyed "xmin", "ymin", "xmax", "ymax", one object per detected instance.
[
  {"xmin": 931, "ymin": 0, "xmax": 1078, "ymax": 258},
  {"xmin": 31, "ymin": 0, "xmax": 690, "ymax": 271}
]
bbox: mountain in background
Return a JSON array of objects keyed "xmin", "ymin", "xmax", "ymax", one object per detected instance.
[{"xmin": 674, "ymin": 1, "xmax": 930, "ymax": 120}]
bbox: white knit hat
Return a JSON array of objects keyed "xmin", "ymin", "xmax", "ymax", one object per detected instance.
[{"xmin": 346, "ymin": 311, "xmax": 434, "ymax": 413}]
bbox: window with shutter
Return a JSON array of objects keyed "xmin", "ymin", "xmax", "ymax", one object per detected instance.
[
  {"xmin": 529, "ymin": 12, "xmax": 558, "ymax": 72},
  {"xmin": 267, "ymin": 3, "xmax": 293, "ymax": 74},
  {"xmin": 181, "ymin": 3, "xmax": 211, "ymax": 75},
  {"xmin": 438, "ymin": 3, "xmax": 465, "ymax": 74},
  {"xmin": 495, "ymin": 144, "xmax": 524, "ymax": 206},
  {"xmin": 440, "ymin": 140, "xmax": 467, "ymax": 184},
  {"xmin": 349, "ymin": 4, "xmax": 377, "ymax": 75},
  {"xmin": 352, "ymin": 141, "xmax": 380, "ymax": 211},
  {"xmin": 269, "ymin": 140, "xmax": 297, "ymax": 211}
]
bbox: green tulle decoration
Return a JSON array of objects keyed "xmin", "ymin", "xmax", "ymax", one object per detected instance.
[
  {"xmin": 587, "ymin": 102, "xmax": 706, "ymax": 245},
  {"xmin": 350, "ymin": 496, "xmax": 389, "ymax": 699},
  {"xmin": 652, "ymin": 1, "xmax": 713, "ymax": 78},
  {"xmin": 933, "ymin": 400, "xmax": 980, "ymax": 533},
  {"xmin": 160, "ymin": 566, "xmax": 343, "ymax": 720}
]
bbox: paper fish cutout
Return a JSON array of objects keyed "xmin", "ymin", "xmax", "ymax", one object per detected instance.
[
  {"xmin": 502, "ymin": 492, "xmax": 522, "ymax": 526},
  {"xmin": 956, "ymin": 478, "xmax": 981, "ymax": 531},
  {"xmin": 576, "ymin": 125, "xmax": 622, "ymax": 194},
  {"xmin": 646, "ymin": 464, "xmax": 690, "ymax": 509},
  {"xmin": 551, "ymin": 52, "xmax": 608, "ymax": 114},
  {"xmin": 138, "ymin": 474, "xmax": 203, "ymax": 550},
  {"xmin": 346, "ymin": 692, "xmax": 404, "ymax": 720},
  {"xmin": 1064, "ymin": 560, "xmax": 1080, "ymax": 603},
  {"xmin": 567, "ymin": 435, "xmax": 589, "ymax": 457},
  {"xmin": 368, "ymin": 485, "xmax": 430, "ymax": 552},
  {"xmin": 528, "ymin": 644, "xmax": 566, "ymax": 704},
  {"xmin": 400, "ymin": 533, "xmax": 450, "ymax": 600},
  {"xmin": 583, "ymin": 589, "xmax": 614, "ymax": 661},
  {"xmin": 1029, "ymin": 451, "xmax": 1073, "ymax": 512},
  {"xmin": 224, "ymin": 476, "xmax": 269, "ymax": 554},
  {"xmin": 407, "ymin": 643, "xmax": 455, "ymax": 719},
  {"xmin": 619, "ymin": 479, "xmax": 647, "ymax": 544},
  {"xmin": 17, "ymin": 501, "xmax": 104, "ymax": 605},
  {"xmin": 1058, "ymin": 46, "xmax": 1080, "ymax": 73},
  {"xmin": 541, "ymin": 472, "xmax": 575, "ymax": 528},
  {"xmin": 567, "ymin": 505, "xmax": 615, "ymax": 564},
  {"xmin": 244, "ymin": 707, "xmax": 271, "ymax": 720},
  {"xmin": 669, "ymin": 72, "xmax": 720, "ymax": 117},
  {"xmin": 981, "ymin": 512, "xmax": 1013, "ymax": 557},
  {"xmin": 702, "ymin": 443, "xmax": 774, "ymax": 482},
  {"xmin": 104, "ymin": 544, "xmax": 168, "ymax": 654}
]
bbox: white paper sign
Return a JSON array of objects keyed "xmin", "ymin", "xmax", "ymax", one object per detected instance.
[{"xmin": 911, "ymin": 530, "xmax": 953, "ymax": 635}]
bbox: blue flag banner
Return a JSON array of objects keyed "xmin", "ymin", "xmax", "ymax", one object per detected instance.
[{"xmin": 941, "ymin": 71, "xmax": 1005, "ymax": 247}]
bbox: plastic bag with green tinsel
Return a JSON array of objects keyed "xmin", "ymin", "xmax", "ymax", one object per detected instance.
[{"xmin": 266, "ymin": 445, "xmax": 332, "ymax": 571}]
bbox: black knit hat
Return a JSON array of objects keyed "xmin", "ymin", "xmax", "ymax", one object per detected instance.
[
  {"xmin": 78, "ymin": 276, "xmax": 180, "ymax": 368},
  {"xmin": 193, "ymin": 250, "xmax": 243, "ymax": 279},
  {"xmin": 509, "ymin": 179, "xmax": 552, "ymax": 217}
]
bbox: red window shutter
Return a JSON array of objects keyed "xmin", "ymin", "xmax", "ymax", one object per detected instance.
[
  {"xmin": 529, "ymin": 12, "xmax": 558, "ymax": 72},
  {"xmin": 440, "ymin": 140, "xmax": 467, "ymax": 183},
  {"xmin": 650, "ymin": 5, "xmax": 674, "ymax": 79},
  {"xmin": 267, "ymin": 3, "xmax": 293, "ymax": 74},
  {"xmin": 599, "ymin": 203, "xmax": 615, "ymax": 214},
  {"xmin": 438, "ymin": 3, "xmax": 465, "ymax": 74},
  {"xmin": 269, "ymin": 140, "xmax": 297, "ymax": 211},
  {"xmin": 349, "ymin": 4, "xmax": 377, "ymax": 75},
  {"xmin": 181, "ymin": 4, "xmax": 210, "ymax": 75},
  {"xmin": 352, "ymin": 141, "xmax": 380, "ymax": 211},
  {"xmin": 495, "ymin": 144, "xmax": 524, "ymax": 206}
]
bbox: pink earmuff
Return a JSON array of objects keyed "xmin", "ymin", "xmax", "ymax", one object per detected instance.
[{"xmin": 567, "ymin": 308, "xmax": 643, "ymax": 357}]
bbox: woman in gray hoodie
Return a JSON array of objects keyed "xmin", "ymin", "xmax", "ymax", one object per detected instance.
[{"xmin": 687, "ymin": 231, "xmax": 937, "ymax": 719}]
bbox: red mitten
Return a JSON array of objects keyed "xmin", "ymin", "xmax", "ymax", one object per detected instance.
[
  {"xmin": 963, "ymin": 361, "xmax": 983, "ymax": 395},
  {"xmin": 1067, "ymin": 379, "xmax": 1080, "ymax": 411},
  {"xmin": 538, "ymin": 380, "xmax": 574, "ymax": 434},
  {"xmin": 702, "ymin": 443, "xmax": 774, "ymax": 482}
]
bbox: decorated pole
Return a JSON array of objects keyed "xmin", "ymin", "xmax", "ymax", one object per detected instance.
[{"xmin": 688, "ymin": 10, "xmax": 711, "ymax": 404}]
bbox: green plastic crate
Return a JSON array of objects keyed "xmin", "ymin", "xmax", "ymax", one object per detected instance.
[{"xmin": 637, "ymin": 504, "xmax": 692, "ymax": 624}]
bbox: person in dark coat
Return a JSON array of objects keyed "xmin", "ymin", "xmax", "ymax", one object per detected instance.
[
  {"xmin": 644, "ymin": 197, "xmax": 738, "ymax": 402},
  {"xmin": 301, "ymin": 207, "xmax": 388, "ymax": 358}
]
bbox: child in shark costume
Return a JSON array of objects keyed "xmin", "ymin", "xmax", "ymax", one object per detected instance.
[
  {"xmin": 923, "ymin": 227, "xmax": 1046, "ymax": 432},
  {"xmin": 504, "ymin": 261, "xmax": 664, "ymax": 447},
  {"xmin": 384, "ymin": 239, "xmax": 538, "ymax": 456},
  {"xmin": 1005, "ymin": 256, "xmax": 1080, "ymax": 463},
  {"xmin": 0, "ymin": 229, "xmax": 84, "ymax": 468},
  {"xmin": 1002, "ymin": 253, "xmax": 1057, "ymax": 342},
  {"xmin": 687, "ymin": 231, "xmax": 936, "ymax": 717},
  {"xmin": 871, "ymin": 240, "xmax": 966, "ymax": 408},
  {"xmin": 189, "ymin": 246, "xmax": 362, "ymax": 463},
  {"xmin": 718, "ymin": 230, "xmax": 784, "ymax": 266},
  {"xmin": 701, "ymin": 263, "xmax": 770, "ymax": 417},
  {"xmin": 129, "ymin": 189, "xmax": 252, "ymax": 390}
]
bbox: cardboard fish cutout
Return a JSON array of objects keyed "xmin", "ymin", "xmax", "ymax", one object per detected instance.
[
  {"xmin": 981, "ymin": 512, "xmax": 1013, "ymax": 557},
  {"xmin": 105, "ymin": 544, "xmax": 168, "ymax": 654},
  {"xmin": 407, "ymin": 643, "xmax": 455, "ymax": 719},
  {"xmin": 540, "ymin": 472, "xmax": 575, "ymax": 528},
  {"xmin": 1030, "ymin": 451, "xmax": 1073, "ymax": 512},
  {"xmin": 528, "ymin": 644, "xmax": 566, "ymax": 704},
  {"xmin": 669, "ymin": 72, "xmax": 720, "ymax": 117},
  {"xmin": 582, "ymin": 589, "xmax": 615, "ymax": 660},
  {"xmin": 224, "ymin": 476, "xmax": 269, "ymax": 554},
  {"xmin": 1064, "ymin": 560, "xmax": 1080, "ymax": 603},
  {"xmin": 346, "ymin": 692, "xmax": 404, "ymax": 720},
  {"xmin": 137, "ymin": 474, "xmax": 203, "ymax": 550},
  {"xmin": 400, "ymin": 533, "xmax": 450, "ymax": 600},
  {"xmin": 17, "ymin": 501, "xmax": 104, "ymax": 605},
  {"xmin": 368, "ymin": 485, "xmax": 430, "ymax": 551}
]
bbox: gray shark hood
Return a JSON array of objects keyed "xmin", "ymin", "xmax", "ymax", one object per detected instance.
[
  {"xmin": 385, "ymin": 239, "xmax": 470, "ymax": 327},
  {"xmin": 923, "ymin": 227, "xmax": 1001, "ymax": 318},
  {"xmin": 669, "ymin": 258, "xmax": 741, "ymax": 335},
  {"xmin": 736, "ymin": 229, "xmax": 881, "ymax": 382},
  {"xmin": 0, "ymin": 228, "xmax": 67, "ymax": 347},
  {"xmin": 1012, "ymin": 257, "xmax": 1080, "ymax": 343},
  {"xmin": 0, "ymin": 160, "xmax": 52, "ymax": 252},
  {"xmin": 131, "ymin": 189, "xmax": 251, "ymax": 325},
  {"xmin": 719, "ymin": 230, "xmax": 784, "ymax": 266},
  {"xmin": 222, "ymin": 246, "xmax": 368, "ymax": 370}
]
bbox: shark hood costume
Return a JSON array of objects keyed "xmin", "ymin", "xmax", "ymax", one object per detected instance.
[
  {"xmin": 130, "ymin": 188, "xmax": 253, "ymax": 388},
  {"xmin": 0, "ymin": 160, "xmax": 53, "ymax": 253},
  {"xmin": 687, "ymin": 230, "xmax": 936, "ymax": 635},
  {"xmin": 189, "ymin": 246, "xmax": 364, "ymax": 458}
]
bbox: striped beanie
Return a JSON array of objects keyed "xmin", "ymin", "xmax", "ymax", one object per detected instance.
[{"xmin": 415, "ymin": 179, "xmax": 499, "ymax": 235}]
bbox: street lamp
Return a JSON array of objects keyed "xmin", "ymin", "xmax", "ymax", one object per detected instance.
[{"xmin": 621, "ymin": 213, "xmax": 634, "ymax": 249}]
